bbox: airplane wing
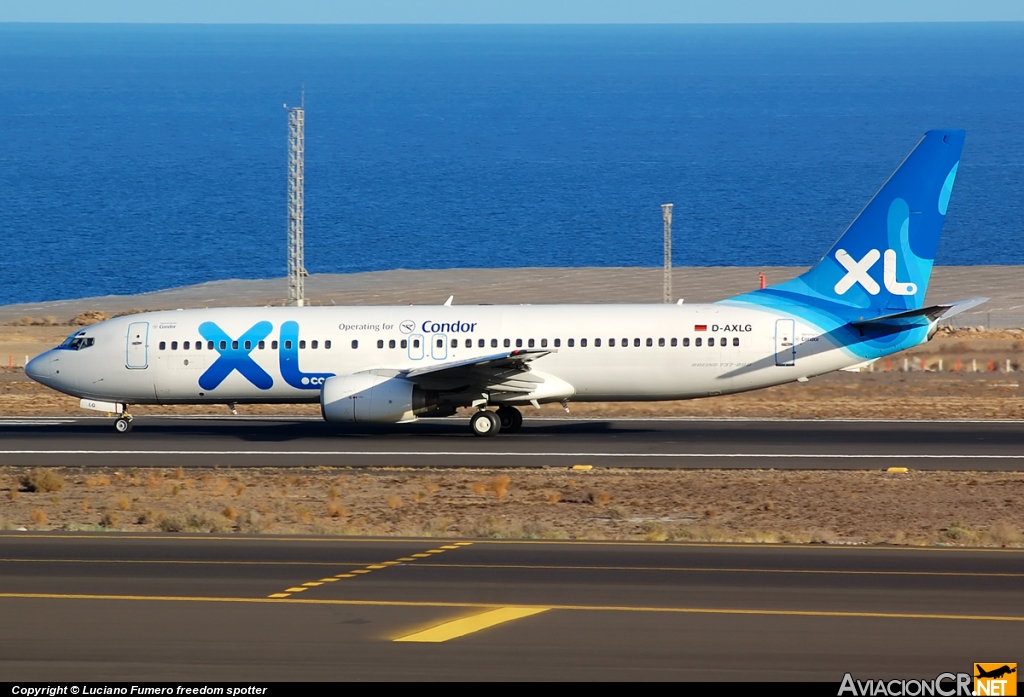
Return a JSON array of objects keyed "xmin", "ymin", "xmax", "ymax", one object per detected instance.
[{"xmin": 402, "ymin": 349, "xmax": 555, "ymax": 394}]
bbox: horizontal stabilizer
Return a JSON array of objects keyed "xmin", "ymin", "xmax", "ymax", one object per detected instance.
[{"xmin": 850, "ymin": 297, "xmax": 988, "ymax": 329}]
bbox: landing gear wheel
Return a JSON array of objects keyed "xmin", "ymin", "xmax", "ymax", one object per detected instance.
[
  {"xmin": 470, "ymin": 410, "xmax": 501, "ymax": 437},
  {"xmin": 114, "ymin": 417, "xmax": 133, "ymax": 434},
  {"xmin": 496, "ymin": 406, "xmax": 523, "ymax": 433}
]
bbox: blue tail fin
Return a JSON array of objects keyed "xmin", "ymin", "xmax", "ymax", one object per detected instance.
[{"xmin": 742, "ymin": 130, "xmax": 964, "ymax": 319}]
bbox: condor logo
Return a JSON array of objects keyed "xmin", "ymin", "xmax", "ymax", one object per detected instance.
[{"xmin": 834, "ymin": 249, "xmax": 917, "ymax": 296}]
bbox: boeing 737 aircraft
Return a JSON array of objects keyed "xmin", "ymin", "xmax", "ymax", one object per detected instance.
[{"xmin": 26, "ymin": 130, "xmax": 982, "ymax": 436}]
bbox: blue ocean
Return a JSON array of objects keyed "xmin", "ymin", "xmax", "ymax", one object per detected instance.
[{"xmin": 1, "ymin": 23, "xmax": 1023, "ymax": 305}]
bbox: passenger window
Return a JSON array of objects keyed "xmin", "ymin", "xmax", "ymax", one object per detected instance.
[
  {"xmin": 721, "ymin": 337, "xmax": 726, "ymax": 346},
  {"xmin": 554, "ymin": 339, "xmax": 561, "ymax": 348},
  {"xmin": 541, "ymin": 338, "xmax": 548, "ymax": 348},
  {"xmin": 733, "ymin": 337, "xmax": 740, "ymax": 347},
  {"xmin": 272, "ymin": 341, "xmax": 279, "ymax": 350},
  {"xmin": 465, "ymin": 339, "xmax": 472, "ymax": 348},
  {"xmin": 194, "ymin": 341, "xmax": 201, "ymax": 351},
  {"xmin": 581, "ymin": 338, "xmax": 588, "ymax": 347},
  {"xmin": 183, "ymin": 341, "xmax": 190, "ymax": 350},
  {"xmin": 159, "ymin": 341, "xmax": 166, "ymax": 351},
  {"xmin": 491, "ymin": 339, "xmax": 498, "ymax": 348},
  {"xmin": 528, "ymin": 339, "xmax": 535, "ymax": 348},
  {"xmin": 352, "ymin": 340, "xmax": 359, "ymax": 349},
  {"xmin": 299, "ymin": 340, "xmax": 306, "ymax": 349},
  {"xmin": 478, "ymin": 339, "xmax": 485, "ymax": 348},
  {"xmin": 646, "ymin": 338, "xmax": 653, "ymax": 347},
  {"xmin": 696, "ymin": 338, "xmax": 702, "ymax": 347},
  {"xmin": 504, "ymin": 339, "xmax": 510, "ymax": 348},
  {"xmin": 325, "ymin": 340, "xmax": 331, "ymax": 349},
  {"xmin": 609, "ymin": 338, "xmax": 616, "ymax": 347},
  {"xmin": 284, "ymin": 341, "xmax": 292, "ymax": 350},
  {"xmin": 594, "ymin": 338, "xmax": 601, "ymax": 347},
  {"xmin": 634, "ymin": 338, "xmax": 640, "ymax": 347},
  {"xmin": 208, "ymin": 341, "xmax": 215, "ymax": 350},
  {"xmin": 568, "ymin": 339, "xmax": 575, "ymax": 347},
  {"xmin": 659, "ymin": 338, "xmax": 665, "ymax": 347},
  {"xmin": 231, "ymin": 341, "xmax": 238, "ymax": 350},
  {"xmin": 377, "ymin": 340, "xmax": 384, "ymax": 349},
  {"xmin": 258, "ymin": 340, "xmax": 265, "ymax": 350},
  {"xmin": 622, "ymin": 338, "xmax": 627, "ymax": 347},
  {"xmin": 516, "ymin": 339, "xmax": 523, "ymax": 348},
  {"xmin": 312, "ymin": 340, "xmax": 318, "ymax": 349},
  {"xmin": 437, "ymin": 338, "xmax": 443, "ymax": 348},
  {"xmin": 683, "ymin": 338, "xmax": 689, "ymax": 347},
  {"xmin": 171, "ymin": 341, "xmax": 178, "ymax": 351},
  {"xmin": 412, "ymin": 339, "xmax": 419, "ymax": 348},
  {"xmin": 708, "ymin": 337, "xmax": 715, "ymax": 347},
  {"xmin": 452, "ymin": 339, "xmax": 458, "ymax": 348},
  {"xmin": 671, "ymin": 338, "xmax": 677, "ymax": 347},
  {"xmin": 401, "ymin": 339, "xmax": 408, "ymax": 349},
  {"xmin": 390, "ymin": 339, "xmax": 396, "ymax": 349},
  {"xmin": 244, "ymin": 340, "xmax": 251, "ymax": 350}
]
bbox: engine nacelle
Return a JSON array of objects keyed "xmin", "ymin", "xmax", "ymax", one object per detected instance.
[{"xmin": 320, "ymin": 374, "xmax": 437, "ymax": 424}]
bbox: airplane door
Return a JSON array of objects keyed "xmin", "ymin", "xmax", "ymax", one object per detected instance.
[
  {"xmin": 126, "ymin": 322, "xmax": 149, "ymax": 369},
  {"xmin": 431, "ymin": 334, "xmax": 447, "ymax": 360},
  {"xmin": 408, "ymin": 334, "xmax": 424, "ymax": 360},
  {"xmin": 775, "ymin": 319, "xmax": 796, "ymax": 366}
]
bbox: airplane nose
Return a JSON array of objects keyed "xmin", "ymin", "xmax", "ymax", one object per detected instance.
[{"xmin": 25, "ymin": 352, "xmax": 52, "ymax": 383}]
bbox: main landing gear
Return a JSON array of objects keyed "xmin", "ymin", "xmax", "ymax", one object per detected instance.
[{"xmin": 470, "ymin": 406, "xmax": 523, "ymax": 437}]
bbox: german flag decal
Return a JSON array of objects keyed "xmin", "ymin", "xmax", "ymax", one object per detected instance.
[{"xmin": 694, "ymin": 325, "xmax": 707, "ymax": 331}]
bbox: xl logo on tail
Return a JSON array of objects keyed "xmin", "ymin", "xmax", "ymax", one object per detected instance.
[{"xmin": 834, "ymin": 249, "xmax": 917, "ymax": 296}]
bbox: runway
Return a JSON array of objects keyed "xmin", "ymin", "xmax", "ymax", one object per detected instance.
[
  {"xmin": 0, "ymin": 533, "xmax": 1019, "ymax": 680},
  {"xmin": 1, "ymin": 416, "xmax": 1024, "ymax": 470}
]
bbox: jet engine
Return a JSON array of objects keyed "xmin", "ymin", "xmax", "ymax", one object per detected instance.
[{"xmin": 320, "ymin": 374, "xmax": 438, "ymax": 423}]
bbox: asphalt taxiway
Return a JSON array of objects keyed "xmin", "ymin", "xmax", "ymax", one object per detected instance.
[
  {"xmin": 0, "ymin": 533, "xmax": 1020, "ymax": 680},
  {"xmin": 1, "ymin": 416, "xmax": 1024, "ymax": 470}
]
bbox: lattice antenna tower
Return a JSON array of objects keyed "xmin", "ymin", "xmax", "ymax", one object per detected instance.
[
  {"xmin": 662, "ymin": 203, "xmax": 673, "ymax": 303},
  {"xmin": 286, "ymin": 92, "xmax": 307, "ymax": 306}
]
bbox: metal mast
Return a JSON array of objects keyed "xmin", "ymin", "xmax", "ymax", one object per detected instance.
[
  {"xmin": 662, "ymin": 203, "xmax": 673, "ymax": 303},
  {"xmin": 286, "ymin": 98, "xmax": 306, "ymax": 307}
]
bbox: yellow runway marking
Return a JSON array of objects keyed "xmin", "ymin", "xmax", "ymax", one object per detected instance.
[
  {"xmin": 440, "ymin": 546, "xmax": 459, "ymax": 550},
  {"xmin": 397, "ymin": 557, "xmax": 416, "ymax": 562},
  {"xmin": 319, "ymin": 578, "xmax": 339, "ymax": 582},
  {"xmin": 411, "ymin": 563, "xmax": 1024, "ymax": 580},
  {"xmin": 267, "ymin": 593, "xmax": 291, "ymax": 598},
  {"xmin": 425, "ymin": 550, "xmax": 445, "ymax": 554},
  {"xmin": 366, "ymin": 565, "xmax": 386, "ymax": 570},
  {"xmin": 382, "ymin": 561, "xmax": 401, "ymax": 566},
  {"xmin": 284, "ymin": 587, "xmax": 307, "ymax": 593},
  {"xmin": 411, "ymin": 553, "xmax": 431, "ymax": 558},
  {"xmin": 335, "ymin": 574, "xmax": 355, "ymax": 578},
  {"xmin": 393, "ymin": 607, "xmax": 549, "ymax": 643},
  {"xmin": 302, "ymin": 582, "xmax": 322, "ymax": 587},
  {"xmin": 351, "ymin": 570, "xmax": 371, "ymax": 574},
  {"xmin": 2, "ymin": 593, "xmax": 1021, "ymax": 623}
]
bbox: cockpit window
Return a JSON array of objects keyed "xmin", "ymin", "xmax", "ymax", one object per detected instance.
[{"xmin": 58, "ymin": 332, "xmax": 95, "ymax": 351}]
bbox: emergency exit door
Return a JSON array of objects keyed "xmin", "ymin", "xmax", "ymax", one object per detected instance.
[{"xmin": 774, "ymin": 319, "xmax": 795, "ymax": 366}]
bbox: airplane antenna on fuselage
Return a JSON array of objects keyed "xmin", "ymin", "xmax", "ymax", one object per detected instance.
[{"xmin": 444, "ymin": 295, "xmax": 454, "ymax": 306}]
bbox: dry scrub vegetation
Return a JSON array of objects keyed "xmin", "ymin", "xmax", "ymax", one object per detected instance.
[{"xmin": 1, "ymin": 466, "xmax": 1022, "ymax": 547}]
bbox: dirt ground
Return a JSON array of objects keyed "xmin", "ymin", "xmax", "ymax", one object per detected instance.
[{"xmin": 2, "ymin": 466, "xmax": 1022, "ymax": 547}]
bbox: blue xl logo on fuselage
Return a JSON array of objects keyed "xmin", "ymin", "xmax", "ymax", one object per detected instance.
[{"xmin": 197, "ymin": 321, "xmax": 335, "ymax": 391}]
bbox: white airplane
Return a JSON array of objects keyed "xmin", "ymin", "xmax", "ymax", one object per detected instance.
[{"xmin": 26, "ymin": 130, "xmax": 982, "ymax": 436}]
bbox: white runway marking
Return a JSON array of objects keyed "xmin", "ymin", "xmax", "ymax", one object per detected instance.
[{"xmin": 0, "ymin": 450, "xmax": 1021, "ymax": 459}]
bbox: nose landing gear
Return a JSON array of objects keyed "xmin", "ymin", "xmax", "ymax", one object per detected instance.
[{"xmin": 114, "ymin": 414, "xmax": 133, "ymax": 433}]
